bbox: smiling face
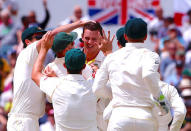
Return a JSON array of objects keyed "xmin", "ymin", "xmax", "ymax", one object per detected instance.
[{"xmin": 82, "ymin": 29, "xmax": 100, "ymax": 53}]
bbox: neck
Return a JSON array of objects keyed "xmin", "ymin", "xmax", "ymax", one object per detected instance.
[
  {"xmin": 84, "ymin": 48, "xmax": 99, "ymax": 61},
  {"xmin": 128, "ymin": 40, "xmax": 144, "ymax": 43}
]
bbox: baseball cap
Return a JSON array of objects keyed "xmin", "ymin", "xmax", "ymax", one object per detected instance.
[
  {"xmin": 116, "ymin": 27, "xmax": 126, "ymax": 47},
  {"xmin": 124, "ymin": 18, "xmax": 147, "ymax": 39},
  {"xmin": 21, "ymin": 26, "xmax": 47, "ymax": 45},
  {"xmin": 65, "ymin": 48, "xmax": 86, "ymax": 71},
  {"xmin": 182, "ymin": 68, "xmax": 191, "ymax": 77},
  {"xmin": 52, "ymin": 32, "xmax": 77, "ymax": 53}
]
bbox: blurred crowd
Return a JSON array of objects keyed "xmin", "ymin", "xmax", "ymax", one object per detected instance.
[{"xmin": 0, "ymin": 0, "xmax": 190, "ymax": 131}]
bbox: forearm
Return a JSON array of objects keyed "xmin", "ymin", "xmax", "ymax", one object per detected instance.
[
  {"xmin": 39, "ymin": 8, "xmax": 50, "ymax": 29},
  {"xmin": 92, "ymin": 68, "xmax": 109, "ymax": 98},
  {"xmin": 32, "ymin": 48, "xmax": 48, "ymax": 86},
  {"xmin": 170, "ymin": 110, "xmax": 186, "ymax": 131},
  {"xmin": 52, "ymin": 20, "xmax": 83, "ymax": 35},
  {"xmin": 170, "ymin": 100, "xmax": 186, "ymax": 131}
]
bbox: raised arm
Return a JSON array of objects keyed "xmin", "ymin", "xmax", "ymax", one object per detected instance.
[
  {"xmin": 52, "ymin": 20, "xmax": 93, "ymax": 36},
  {"xmin": 98, "ymin": 30, "xmax": 114, "ymax": 56},
  {"xmin": 39, "ymin": 0, "xmax": 50, "ymax": 29},
  {"xmin": 32, "ymin": 31, "xmax": 54, "ymax": 86}
]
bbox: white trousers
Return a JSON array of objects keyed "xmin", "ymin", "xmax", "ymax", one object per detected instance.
[
  {"xmin": 107, "ymin": 107, "xmax": 158, "ymax": 131},
  {"xmin": 56, "ymin": 126, "xmax": 98, "ymax": 131},
  {"xmin": 7, "ymin": 113, "xmax": 39, "ymax": 131}
]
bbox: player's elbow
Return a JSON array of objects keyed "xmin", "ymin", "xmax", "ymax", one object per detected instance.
[
  {"xmin": 31, "ymin": 71, "xmax": 37, "ymax": 83},
  {"xmin": 31, "ymin": 70, "xmax": 40, "ymax": 87},
  {"xmin": 175, "ymin": 106, "xmax": 187, "ymax": 121}
]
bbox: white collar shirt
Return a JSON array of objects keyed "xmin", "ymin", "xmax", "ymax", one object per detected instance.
[
  {"xmin": 155, "ymin": 81, "xmax": 186, "ymax": 131},
  {"xmin": 40, "ymin": 74, "xmax": 97, "ymax": 130},
  {"xmin": 93, "ymin": 42, "xmax": 160, "ymax": 108},
  {"xmin": 10, "ymin": 41, "xmax": 45, "ymax": 117},
  {"xmin": 45, "ymin": 57, "xmax": 93, "ymax": 80}
]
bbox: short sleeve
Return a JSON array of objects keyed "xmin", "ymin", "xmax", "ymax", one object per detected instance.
[
  {"xmin": 25, "ymin": 41, "xmax": 38, "ymax": 65},
  {"xmin": 142, "ymin": 51, "xmax": 160, "ymax": 78},
  {"xmin": 40, "ymin": 76, "xmax": 60, "ymax": 98}
]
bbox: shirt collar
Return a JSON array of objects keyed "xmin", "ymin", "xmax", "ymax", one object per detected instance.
[
  {"xmin": 125, "ymin": 42, "xmax": 146, "ymax": 48},
  {"xmin": 64, "ymin": 74, "xmax": 85, "ymax": 81},
  {"xmin": 55, "ymin": 57, "xmax": 65, "ymax": 63}
]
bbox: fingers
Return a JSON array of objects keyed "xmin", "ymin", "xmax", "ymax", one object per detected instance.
[
  {"xmin": 107, "ymin": 31, "xmax": 110, "ymax": 41},
  {"xmin": 111, "ymin": 35, "xmax": 115, "ymax": 43},
  {"xmin": 102, "ymin": 29, "xmax": 107, "ymax": 39}
]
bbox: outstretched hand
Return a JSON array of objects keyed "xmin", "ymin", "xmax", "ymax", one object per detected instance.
[
  {"xmin": 98, "ymin": 30, "xmax": 115, "ymax": 56},
  {"xmin": 41, "ymin": 31, "xmax": 54, "ymax": 50}
]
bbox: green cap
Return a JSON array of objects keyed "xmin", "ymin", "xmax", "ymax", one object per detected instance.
[
  {"xmin": 65, "ymin": 48, "xmax": 86, "ymax": 71},
  {"xmin": 21, "ymin": 27, "xmax": 46, "ymax": 45},
  {"xmin": 116, "ymin": 27, "xmax": 126, "ymax": 47},
  {"xmin": 125, "ymin": 18, "xmax": 147, "ymax": 39},
  {"xmin": 182, "ymin": 68, "xmax": 191, "ymax": 77},
  {"xmin": 52, "ymin": 32, "xmax": 77, "ymax": 53}
]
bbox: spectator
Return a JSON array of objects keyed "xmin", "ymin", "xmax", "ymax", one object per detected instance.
[
  {"xmin": 158, "ymin": 17, "xmax": 174, "ymax": 38},
  {"xmin": 182, "ymin": 9, "xmax": 191, "ymax": 46},
  {"xmin": 148, "ymin": 6, "xmax": 164, "ymax": 35},
  {"xmin": 0, "ymin": 106, "xmax": 7, "ymax": 131},
  {"xmin": 159, "ymin": 24, "xmax": 186, "ymax": 51},
  {"xmin": 160, "ymin": 40, "xmax": 177, "ymax": 78},
  {"xmin": 28, "ymin": 0, "xmax": 50, "ymax": 30},
  {"xmin": 0, "ymin": 57, "xmax": 10, "ymax": 93},
  {"xmin": 59, "ymin": 5, "xmax": 90, "ymax": 48},
  {"xmin": 40, "ymin": 109, "xmax": 55, "ymax": 131},
  {"xmin": 0, "ymin": 9, "xmax": 19, "ymax": 59},
  {"xmin": 164, "ymin": 50, "xmax": 186, "ymax": 87}
]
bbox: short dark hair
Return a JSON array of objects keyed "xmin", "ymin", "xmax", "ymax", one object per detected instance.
[
  {"xmin": 187, "ymin": 9, "xmax": 191, "ymax": 16},
  {"xmin": 67, "ymin": 68, "xmax": 82, "ymax": 74},
  {"xmin": 82, "ymin": 21, "xmax": 103, "ymax": 36}
]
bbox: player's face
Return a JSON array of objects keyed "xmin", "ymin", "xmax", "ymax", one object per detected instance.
[
  {"xmin": 82, "ymin": 29, "xmax": 100, "ymax": 52},
  {"xmin": 30, "ymin": 32, "xmax": 44, "ymax": 43}
]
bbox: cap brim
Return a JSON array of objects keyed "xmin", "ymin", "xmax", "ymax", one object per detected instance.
[
  {"xmin": 70, "ymin": 32, "xmax": 78, "ymax": 41},
  {"xmin": 36, "ymin": 30, "xmax": 47, "ymax": 34}
]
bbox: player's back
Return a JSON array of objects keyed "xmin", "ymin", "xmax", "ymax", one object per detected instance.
[
  {"xmin": 51, "ymin": 74, "xmax": 97, "ymax": 130},
  {"xmin": 105, "ymin": 43, "xmax": 156, "ymax": 108},
  {"xmin": 11, "ymin": 42, "xmax": 45, "ymax": 117}
]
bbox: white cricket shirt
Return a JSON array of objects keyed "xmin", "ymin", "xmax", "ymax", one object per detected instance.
[
  {"xmin": 45, "ymin": 57, "xmax": 93, "ymax": 80},
  {"xmin": 93, "ymin": 43, "xmax": 161, "ymax": 108},
  {"xmin": 10, "ymin": 41, "xmax": 46, "ymax": 118},
  {"xmin": 155, "ymin": 81, "xmax": 186, "ymax": 131},
  {"xmin": 40, "ymin": 74, "xmax": 97, "ymax": 130}
]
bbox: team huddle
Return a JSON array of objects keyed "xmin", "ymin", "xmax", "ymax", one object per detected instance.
[{"xmin": 6, "ymin": 18, "xmax": 186, "ymax": 131}]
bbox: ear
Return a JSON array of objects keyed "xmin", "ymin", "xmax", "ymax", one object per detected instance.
[
  {"xmin": 82, "ymin": 64, "xmax": 86, "ymax": 69},
  {"xmin": 124, "ymin": 34, "xmax": 128, "ymax": 41},
  {"xmin": 117, "ymin": 41, "xmax": 122, "ymax": 49},
  {"xmin": 25, "ymin": 39, "xmax": 31, "ymax": 46},
  {"xmin": 63, "ymin": 63, "xmax": 66, "ymax": 68},
  {"xmin": 81, "ymin": 33, "xmax": 84, "ymax": 41},
  {"xmin": 144, "ymin": 34, "xmax": 147, "ymax": 40}
]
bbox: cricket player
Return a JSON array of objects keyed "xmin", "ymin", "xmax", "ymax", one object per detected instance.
[
  {"xmin": 116, "ymin": 27, "xmax": 126, "ymax": 48},
  {"xmin": 154, "ymin": 81, "xmax": 186, "ymax": 131},
  {"xmin": 44, "ymin": 31, "xmax": 92, "ymax": 80},
  {"xmin": 81, "ymin": 21, "xmax": 114, "ymax": 131},
  {"xmin": 32, "ymin": 31, "xmax": 98, "ymax": 131},
  {"xmin": 92, "ymin": 18, "xmax": 170, "ymax": 131},
  {"xmin": 7, "ymin": 27, "xmax": 48, "ymax": 131},
  {"xmin": 114, "ymin": 26, "xmax": 186, "ymax": 131},
  {"xmin": 7, "ymin": 20, "xmax": 89, "ymax": 131}
]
